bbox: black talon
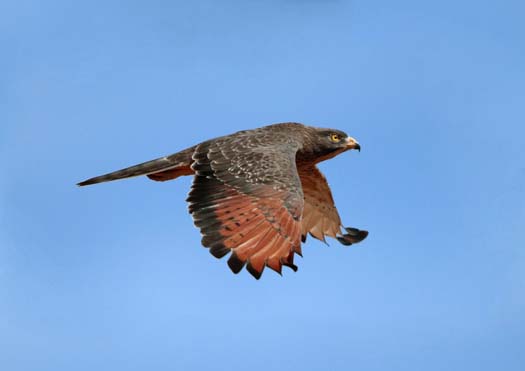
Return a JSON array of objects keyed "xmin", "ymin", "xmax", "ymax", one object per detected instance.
[
  {"xmin": 337, "ymin": 236, "xmax": 353, "ymax": 246},
  {"xmin": 337, "ymin": 227, "xmax": 369, "ymax": 246},
  {"xmin": 344, "ymin": 227, "xmax": 361, "ymax": 236}
]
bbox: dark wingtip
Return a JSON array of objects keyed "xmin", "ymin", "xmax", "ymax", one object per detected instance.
[
  {"xmin": 282, "ymin": 262, "xmax": 298, "ymax": 272},
  {"xmin": 246, "ymin": 262, "xmax": 263, "ymax": 280},
  {"xmin": 280, "ymin": 257, "xmax": 298, "ymax": 272},
  {"xmin": 227, "ymin": 252, "xmax": 245, "ymax": 274},
  {"xmin": 266, "ymin": 262, "xmax": 283, "ymax": 276},
  {"xmin": 209, "ymin": 243, "xmax": 229, "ymax": 259}
]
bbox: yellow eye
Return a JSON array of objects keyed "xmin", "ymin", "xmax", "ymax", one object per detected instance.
[{"xmin": 330, "ymin": 133, "xmax": 341, "ymax": 143}]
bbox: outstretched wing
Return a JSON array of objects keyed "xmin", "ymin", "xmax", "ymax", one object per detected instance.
[
  {"xmin": 299, "ymin": 165, "xmax": 343, "ymax": 242},
  {"xmin": 187, "ymin": 135, "xmax": 304, "ymax": 279}
]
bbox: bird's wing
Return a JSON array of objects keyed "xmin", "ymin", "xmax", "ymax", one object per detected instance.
[
  {"xmin": 298, "ymin": 165, "xmax": 344, "ymax": 242},
  {"xmin": 187, "ymin": 136, "xmax": 304, "ymax": 279}
]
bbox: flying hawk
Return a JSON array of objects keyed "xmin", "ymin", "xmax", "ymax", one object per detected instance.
[{"xmin": 78, "ymin": 122, "xmax": 368, "ymax": 279}]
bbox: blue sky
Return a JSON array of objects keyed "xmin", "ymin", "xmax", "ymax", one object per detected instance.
[{"xmin": 1, "ymin": 1, "xmax": 524, "ymax": 370}]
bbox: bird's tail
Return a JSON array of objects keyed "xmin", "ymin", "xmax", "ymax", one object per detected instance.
[{"xmin": 77, "ymin": 145, "xmax": 196, "ymax": 187}]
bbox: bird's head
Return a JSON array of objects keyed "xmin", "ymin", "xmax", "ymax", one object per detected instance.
[
  {"xmin": 300, "ymin": 127, "xmax": 361, "ymax": 163},
  {"xmin": 320, "ymin": 129, "xmax": 361, "ymax": 152}
]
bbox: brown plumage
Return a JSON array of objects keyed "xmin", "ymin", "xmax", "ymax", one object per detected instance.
[{"xmin": 78, "ymin": 122, "xmax": 368, "ymax": 279}]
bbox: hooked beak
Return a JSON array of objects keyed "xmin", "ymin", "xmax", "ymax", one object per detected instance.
[{"xmin": 345, "ymin": 137, "xmax": 361, "ymax": 152}]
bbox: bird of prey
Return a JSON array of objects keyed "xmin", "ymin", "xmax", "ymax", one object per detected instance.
[{"xmin": 78, "ymin": 122, "xmax": 368, "ymax": 279}]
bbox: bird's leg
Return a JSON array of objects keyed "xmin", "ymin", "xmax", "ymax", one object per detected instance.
[{"xmin": 336, "ymin": 227, "xmax": 369, "ymax": 246}]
